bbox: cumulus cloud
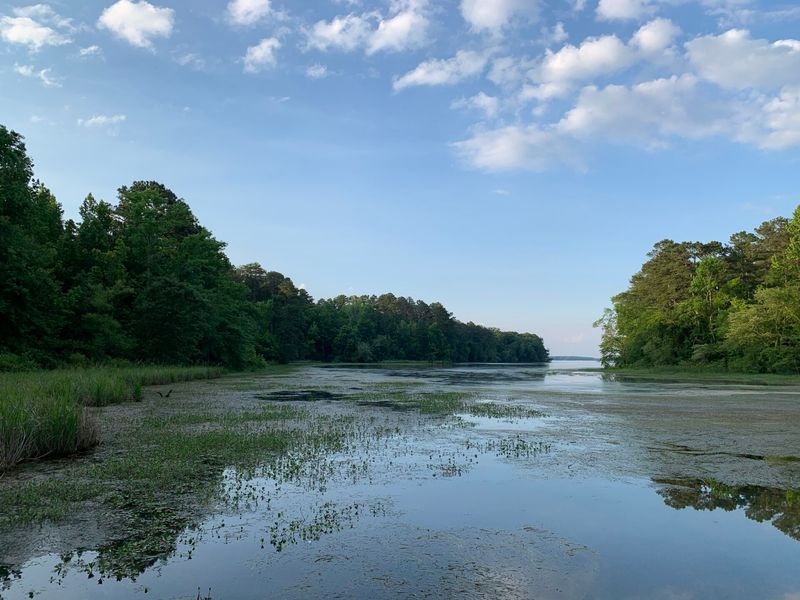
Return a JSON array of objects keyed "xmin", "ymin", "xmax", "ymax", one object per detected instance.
[
  {"xmin": 541, "ymin": 21, "xmax": 568, "ymax": 46},
  {"xmin": 367, "ymin": 0, "xmax": 428, "ymax": 54},
  {"xmin": 451, "ymin": 92, "xmax": 500, "ymax": 118},
  {"xmin": 175, "ymin": 52, "xmax": 206, "ymax": 71},
  {"xmin": 305, "ymin": 0, "xmax": 428, "ymax": 55},
  {"xmin": 538, "ymin": 35, "xmax": 635, "ymax": 85},
  {"xmin": 0, "ymin": 4, "xmax": 72, "ymax": 51},
  {"xmin": 79, "ymin": 44, "xmax": 102, "ymax": 57},
  {"xmin": 14, "ymin": 4, "xmax": 72, "ymax": 27},
  {"xmin": 596, "ymin": 0, "xmax": 654, "ymax": 21},
  {"xmin": 735, "ymin": 87, "xmax": 800, "ymax": 149},
  {"xmin": 487, "ymin": 55, "xmax": 535, "ymax": 87},
  {"xmin": 488, "ymin": 19, "xmax": 679, "ymax": 104},
  {"xmin": 452, "ymin": 124, "xmax": 582, "ymax": 171},
  {"xmin": 460, "ymin": 0, "xmax": 539, "ymax": 33},
  {"xmin": 453, "ymin": 77, "xmax": 719, "ymax": 172},
  {"xmin": 631, "ymin": 18, "xmax": 680, "ymax": 54},
  {"xmin": 393, "ymin": 50, "xmax": 487, "ymax": 91},
  {"xmin": 454, "ymin": 65, "xmax": 800, "ymax": 172},
  {"xmin": 757, "ymin": 88, "xmax": 800, "ymax": 149},
  {"xmin": 686, "ymin": 29, "xmax": 800, "ymax": 90},
  {"xmin": 14, "ymin": 63, "xmax": 61, "ymax": 87},
  {"xmin": 243, "ymin": 37, "xmax": 280, "ymax": 73},
  {"xmin": 305, "ymin": 14, "xmax": 370, "ymax": 52},
  {"xmin": 557, "ymin": 75, "xmax": 725, "ymax": 145},
  {"xmin": 306, "ymin": 63, "xmax": 328, "ymax": 78},
  {"xmin": 227, "ymin": 0, "xmax": 271, "ymax": 26},
  {"xmin": 78, "ymin": 114, "xmax": 127, "ymax": 128},
  {"xmin": 98, "ymin": 0, "xmax": 174, "ymax": 50}
]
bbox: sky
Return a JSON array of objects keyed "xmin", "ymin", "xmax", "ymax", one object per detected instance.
[{"xmin": 1, "ymin": 0, "xmax": 800, "ymax": 356}]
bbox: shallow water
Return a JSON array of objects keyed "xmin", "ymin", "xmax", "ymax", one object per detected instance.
[{"xmin": 2, "ymin": 361, "xmax": 800, "ymax": 599}]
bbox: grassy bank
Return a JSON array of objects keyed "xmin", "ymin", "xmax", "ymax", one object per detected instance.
[
  {"xmin": 0, "ymin": 366, "xmax": 225, "ymax": 470},
  {"xmin": 593, "ymin": 366, "xmax": 800, "ymax": 386}
]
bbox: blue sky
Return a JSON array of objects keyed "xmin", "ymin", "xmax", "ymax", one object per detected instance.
[{"xmin": 2, "ymin": 0, "xmax": 800, "ymax": 355}]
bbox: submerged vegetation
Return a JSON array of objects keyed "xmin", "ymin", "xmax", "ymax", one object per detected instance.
[
  {"xmin": 596, "ymin": 205, "xmax": 800, "ymax": 373},
  {"xmin": 0, "ymin": 370, "xmax": 551, "ymax": 589},
  {"xmin": 0, "ymin": 366, "xmax": 224, "ymax": 470}
]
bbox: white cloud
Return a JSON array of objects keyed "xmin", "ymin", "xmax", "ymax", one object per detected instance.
[
  {"xmin": 452, "ymin": 124, "xmax": 581, "ymax": 171},
  {"xmin": 98, "ymin": 0, "xmax": 174, "ymax": 50},
  {"xmin": 686, "ymin": 29, "xmax": 800, "ymax": 90},
  {"xmin": 460, "ymin": 0, "xmax": 538, "ymax": 33},
  {"xmin": 596, "ymin": 0, "xmax": 653, "ymax": 21},
  {"xmin": 305, "ymin": 14, "xmax": 370, "ymax": 52},
  {"xmin": 557, "ymin": 75, "xmax": 725, "ymax": 145},
  {"xmin": 305, "ymin": 0, "xmax": 428, "ymax": 55},
  {"xmin": 757, "ymin": 87, "xmax": 800, "ymax": 149},
  {"xmin": 1, "ymin": 4, "xmax": 72, "ymax": 51},
  {"xmin": 226, "ymin": 0, "xmax": 271, "ymax": 26},
  {"xmin": 393, "ymin": 50, "xmax": 487, "ymax": 91},
  {"xmin": 541, "ymin": 21, "xmax": 568, "ymax": 46},
  {"xmin": 243, "ymin": 37, "xmax": 280, "ymax": 73},
  {"xmin": 539, "ymin": 35, "xmax": 634, "ymax": 85},
  {"xmin": 367, "ymin": 0, "xmax": 428, "ymax": 54},
  {"xmin": 79, "ymin": 44, "xmax": 102, "ymax": 57},
  {"xmin": 519, "ymin": 81, "xmax": 571, "ymax": 101},
  {"xmin": 306, "ymin": 63, "xmax": 328, "ymax": 78},
  {"xmin": 78, "ymin": 114, "xmax": 127, "ymax": 128},
  {"xmin": 487, "ymin": 55, "xmax": 535, "ymax": 87},
  {"xmin": 175, "ymin": 52, "xmax": 206, "ymax": 71},
  {"xmin": 451, "ymin": 92, "xmax": 500, "ymax": 118},
  {"xmin": 735, "ymin": 86, "xmax": 800, "ymax": 150},
  {"xmin": 14, "ymin": 63, "xmax": 61, "ymax": 87},
  {"xmin": 454, "ymin": 68, "xmax": 800, "ymax": 172},
  {"xmin": 632, "ymin": 18, "xmax": 680, "ymax": 54},
  {"xmin": 450, "ymin": 22, "xmax": 800, "ymax": 171}
]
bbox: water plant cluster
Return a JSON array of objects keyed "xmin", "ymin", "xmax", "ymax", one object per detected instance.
[
  {"xmin": 0, "ymin": 369, "xmax": 556, "ymax": 597},
  {"xmin": 0, "ymin": 366, "xmax": 224, "ymax": 470}
]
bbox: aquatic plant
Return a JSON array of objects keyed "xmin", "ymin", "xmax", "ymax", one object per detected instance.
[{"xmin": 0, "ymin": 366, "xmax": 225, "ymax": 470}]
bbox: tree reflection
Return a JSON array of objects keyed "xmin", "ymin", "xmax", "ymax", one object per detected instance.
[{"xmin": 656, "ymin": 477, "xmax": 800, "ymax": 541}]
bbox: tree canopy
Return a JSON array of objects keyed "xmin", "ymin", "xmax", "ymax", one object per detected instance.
[
  {"xmin": 596, "ymin": 208, "xmax": 800, "ymax": 373},
  {"xmin": 0, "ymin": 125, "xmax": 548, "ymax": 369}
]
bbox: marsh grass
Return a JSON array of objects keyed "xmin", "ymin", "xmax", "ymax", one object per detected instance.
[
  {"xmin": 0, "ymin": 366, "xmax": 225, "ymax": 470},
  {"xmin": 1, "ymin": 396, "xmax": 359, "ymax": 582}
]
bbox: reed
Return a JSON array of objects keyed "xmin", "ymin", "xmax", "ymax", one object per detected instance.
[{"xmin": 0, "ymin": 366, "xmax": 225, "ymax": 470}]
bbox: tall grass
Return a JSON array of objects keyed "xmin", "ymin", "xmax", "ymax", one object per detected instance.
[{"xmin": 0, "ymin": 366, "xmax": 225, "ymax": 470}]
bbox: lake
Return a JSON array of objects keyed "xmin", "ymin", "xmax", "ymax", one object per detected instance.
[{"xmin": 2, "ymin": 361, "xmax": 799, "ymax": 599}]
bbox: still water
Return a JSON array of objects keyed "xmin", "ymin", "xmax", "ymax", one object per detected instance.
[{"xmin": 2, "ymin": 361, "xmax": 799, "ymax": 599}]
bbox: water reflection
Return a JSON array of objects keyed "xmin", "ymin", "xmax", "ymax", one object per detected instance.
[
  {"xmin": 3, "ymin": 364, "xmax": 800, "ymax": 600},
  {"xmin": 656, "ymin": 477, "xmax": 800, "ymax": 541}
]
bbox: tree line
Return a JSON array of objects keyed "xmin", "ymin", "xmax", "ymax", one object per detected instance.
[
  {"xmin": 596, "ymin": 205, "xmax": 800, "ymax": 373},
  {"xmin": 0, "ymin": 125, "xmax": 548, "ymax": 369}
]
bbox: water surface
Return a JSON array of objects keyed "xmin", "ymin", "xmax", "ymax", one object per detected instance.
[{"xmin": 2, "ymin": 361, "xmax": 799, "ymax": 599}]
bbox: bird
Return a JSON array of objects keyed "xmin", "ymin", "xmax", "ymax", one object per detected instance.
[{"xmin": 157, "ymin": 389, "xmax": 173, "ymax": 398}]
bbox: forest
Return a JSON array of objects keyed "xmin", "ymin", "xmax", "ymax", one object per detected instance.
[
  {"xmin": 0, "ymin": 125, "xmax": 548, "ymax": 370},
  {"xmin": 596, "ymin": 206, "xmax": 800, "ymax": 373}
]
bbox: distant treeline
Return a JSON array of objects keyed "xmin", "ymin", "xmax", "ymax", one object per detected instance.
[
  {"xmin": 596, "ymin": 206, "xmax": 800, "ymax": 373},
  {"xmin": 0, "ymin": 125, "xmax": 548, "ymax": 369}
]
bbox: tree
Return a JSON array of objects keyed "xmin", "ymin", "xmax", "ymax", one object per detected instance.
[{"xmin": 0, "ymin": 127, "xmax": 64, "ymax": 361}]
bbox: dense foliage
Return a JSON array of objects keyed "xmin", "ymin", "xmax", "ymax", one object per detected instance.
[
  {"xmin": 0, "ymin": 126, "xmax": 548, "ymax": 368},
  {"xmin": 596, "ymin": 208, "xmax": 800, "ymax": 373}
]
